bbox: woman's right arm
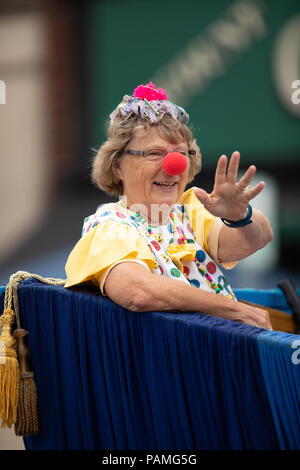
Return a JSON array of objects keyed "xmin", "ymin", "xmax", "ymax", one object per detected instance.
[{"xmin": 104, "ymin": 262, "xmax": 272, "ymax": 329}]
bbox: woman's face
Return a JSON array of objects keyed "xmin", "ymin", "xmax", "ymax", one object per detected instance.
[{"xmin": 115, "ymin": 126, "xmax": 190, "ymax": 222}]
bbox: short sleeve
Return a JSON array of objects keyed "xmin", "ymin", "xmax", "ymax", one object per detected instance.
[
  {"xmin": 179, "ymin": 187, "xmax": 237, "ymax": 269},
  {"xmin": 99, "ymin": 258, "xmax": 150, "ymax": 295},
  {"xmin": 64, "ymin": 219, "xmax": 156, "ymax": 289}
]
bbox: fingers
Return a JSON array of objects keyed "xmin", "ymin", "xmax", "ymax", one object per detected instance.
[
  {"xmin": 214, "ymin": 155, "xmax": 227, "ymax": 186},
  {"xmin": 215, "ymin": 151, "xmax": 240, "ymax": 186},
  {"xmin": 238, "ymin": 303, "xmax": 272, "ymax": 329},
  {"xmin": 193, "ymin": 187, "xmax": 213, "ymax": 210},
  {"xmin": 237, "ymin": 164, "xmax": 256, "ymax": 191},
  {"xmin": 259, "ymin": 309, "xmax": 273, "ymax": 330},
  {"xmin": 253, "ymin": 308, "xmax": 272, "ymax": 330},
  {"xmin": 227, "ymin": 151, "xmax": 240, "ymax": 183},
  {"xmin": 213, "ymin": 151, "xmax": 265, "ymax": 204},
  {"xmin": 238, "ymin": 165, "xmax": 265, "ymax": 200},
  {"xmin": 246, "ymin": 181, "xmax": 265, "ymax": 200}
]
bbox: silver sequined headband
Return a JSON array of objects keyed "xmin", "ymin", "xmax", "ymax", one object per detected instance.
[{"xmin": 109, "ymin": 82, "xmax": 190, "ymax": 124}]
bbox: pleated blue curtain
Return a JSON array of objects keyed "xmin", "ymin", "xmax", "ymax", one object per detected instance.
[
  {"xmin": 0, "ymin": 280, "xmax": 299, "ymax": 450},
  {"xmin": 257, "ymin": 330, "xmax": 300, "ymax": 449}
]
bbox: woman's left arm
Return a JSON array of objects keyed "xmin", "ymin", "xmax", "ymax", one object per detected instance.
[
  {"xmin": 194, "ymin": 151, "xmax": 274, "ymax": 263},
  {"xmin": 217, "ymin": 208, "xmax": 273, "ymax": 263}
]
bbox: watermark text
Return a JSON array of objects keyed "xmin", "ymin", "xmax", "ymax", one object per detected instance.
[
  {"xmin": 291, "ymin": 339, "xmax": 300, "ymax": 365},
  {"xmin": 0, "ymin": 80, "xmax": 6, "ymax": 104},
  {"xmin": 291, "ymin": 80, "xmax": 300, "ymax": 105},
  {"xmin": 0, "ymin": 339, "xmax": 6, "ymax": 364}
]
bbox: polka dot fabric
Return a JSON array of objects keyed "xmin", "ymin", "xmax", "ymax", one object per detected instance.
[{"xmin": 81, "ymin": 201, "xmax": 236, "ymax": 301}]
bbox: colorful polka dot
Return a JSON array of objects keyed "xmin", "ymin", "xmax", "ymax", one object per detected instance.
[
  {"xmin": 196, "ymin": 250, "xmax": 206, "ymax": 262},
  {"xmin": 116, "ymin": 211, "xmax": 126, "ymax": 218},
  {"xmin": 190, "ymin": 279, "xmax": 200, "ymax": 288},
  {"xmin": 207, "ymin": 261, "xmax": 216, "ymax": 274},
  {"xmin": 170, "ymin": 267, "xmax": 181, "ymax": 278},
  {"xmin": 100, "ymin": 211, "xmax": 112, "ymax": 217},
  {"xmin": 153, "ymin": 233, "xmax": 164, "ymax": 244},
  {"xmin": 186, "ymin": 224, "xmax": 193, "ymax": 234},
  {"xmin": 218, "ymin": 275, "xmax": 229, "ymax": 287},
  {"xmin": 151, "ymin": 240, "xmax": 161, "ymax": 251},
  {"xmin": 183, "ymin": 266, "xmax": 190, "ymax": 276},
  {"xmin": 167, "ymin": 223, "xmax": 174, "ymax": 234}
]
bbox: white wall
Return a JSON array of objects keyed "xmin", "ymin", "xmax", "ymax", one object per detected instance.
[{"xmin": 0, "ymin": 10, "xmax": 52, "ymax": 265}]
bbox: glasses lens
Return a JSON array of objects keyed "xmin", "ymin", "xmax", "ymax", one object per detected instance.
[
  {"xmin": 145, "ymin": 149, "xmax": 166, "ymax": 161},
  {"xmin": 178, "ymin": 150, "xmax": 188, "ymax": 157}
]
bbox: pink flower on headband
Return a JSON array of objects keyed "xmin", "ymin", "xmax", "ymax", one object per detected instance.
[{"xmin": 133, "ymin": 81, "xmax": 168, "ymax": 101}]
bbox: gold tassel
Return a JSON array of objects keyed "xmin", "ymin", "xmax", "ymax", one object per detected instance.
[
  {"xmin": 1, "ymin": 270, "xmax": 65, "ymax": 434},
  {"xmin": 14, "ymin": 329, "xmax": 39, "ymax": 435},
  {"xmin": 0, "ymin": 308, "xmax": 20, "ymax": 428}
]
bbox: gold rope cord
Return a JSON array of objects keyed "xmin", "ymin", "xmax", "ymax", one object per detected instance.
[
  {"xmin": 0, "ymin": 271, "xmax": 66, "ymax": 434},
  {"xmin": 4, "ymin": 271, "xmax": 66, "ymax": 313}
]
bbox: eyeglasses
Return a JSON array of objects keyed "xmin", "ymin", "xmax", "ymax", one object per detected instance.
[{"xmin": 124, "ymin": 147, "xmax": 196, "ymax": 162}]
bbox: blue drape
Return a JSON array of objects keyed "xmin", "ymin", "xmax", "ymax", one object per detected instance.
[
  {"xmin": 0, "ymin": 280, "xmax": 299, "ymax": 450},
  {"xmin": 257, "ymin": 330, "xmax": 300, "ymax": 449}
]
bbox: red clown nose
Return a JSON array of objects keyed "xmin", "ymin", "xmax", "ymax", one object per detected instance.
[{"xmin": 161, "ymin": 152, "xmax": 188, "ymax": 175}]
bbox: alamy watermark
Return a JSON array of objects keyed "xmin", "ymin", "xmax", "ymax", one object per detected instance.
[
  {"xmin": 0, "ymin": 339, "xmax": 6, "ymax": 364},
  {"xmin": 291, "ymin": 339, "xmax": 300, "ymax": 365},
  {"xmin": 291, "ymin": 80, "xmax": 300, "ymax": 105},
  {"xmin": 93, "ymin": 197, "xmax": 203, "ymax": 240},
  {"xmin": 0, "ymin": 80, "xmax": 6, "ymax": 104}
]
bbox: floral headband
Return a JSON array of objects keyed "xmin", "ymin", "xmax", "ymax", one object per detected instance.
[{"xmin": 109, "ymin": 81, "xmax": 190, "ymax": 124}]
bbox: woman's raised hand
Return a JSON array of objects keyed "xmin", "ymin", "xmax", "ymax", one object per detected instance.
[{"xmin": 194, "ymin": 151, "xmax": 265, "ymax": 221}]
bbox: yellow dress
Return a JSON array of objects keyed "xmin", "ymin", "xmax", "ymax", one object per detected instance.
[{"xmin": 64, "ymin": 187, "xmax": 237, "ymax": 299}]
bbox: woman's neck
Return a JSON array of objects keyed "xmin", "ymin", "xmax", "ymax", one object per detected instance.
[{"xmin": 120, "ymin": 197, "xmax": 172, "ymax": 225}]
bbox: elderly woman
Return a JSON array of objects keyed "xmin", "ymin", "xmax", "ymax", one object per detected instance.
[{"xmin": 65, "ymin": 82, "xmax": 273, "ymax": 329}]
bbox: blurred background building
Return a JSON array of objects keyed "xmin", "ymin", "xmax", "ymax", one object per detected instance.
[
  {"xmin": 0, "ymin": 0, "xmax": 299, "ymax": 450},
  {"xmin": 0, "ymin": 0, "xmax": 299, "ymax": 287}
]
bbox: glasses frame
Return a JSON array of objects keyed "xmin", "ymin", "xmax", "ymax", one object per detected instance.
[{"xmin": 124, "ymin": 148, "xmax": 196, "ymax": 161}]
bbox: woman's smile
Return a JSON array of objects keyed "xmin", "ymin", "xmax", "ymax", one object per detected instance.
[{"xmin": 153, "ymin": 180, "xmax": 179, "ymax": 193}]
